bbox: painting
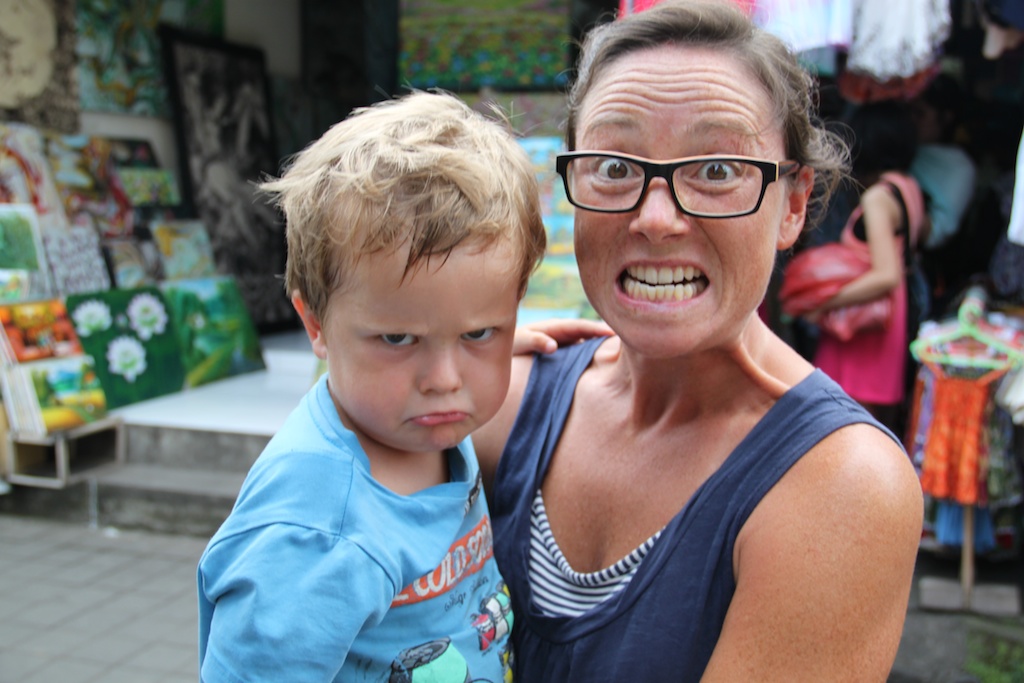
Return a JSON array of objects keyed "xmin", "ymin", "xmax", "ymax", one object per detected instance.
[
  {"xmin": 0, "ymin": 0, "xmax": 80, "ymax": 133},
  {"xmin": 76, "ymin": 0, "xmax": 225, "ymax": 116},
  {"xmin": 0, "ymin": 122, "xmax": 71, "ymax": 238},
  {"xmin": 399, "ymin": 0, "xmax": 572, "ymax": 92},
  {"xmin": 66, "ymin": 286, "xmax": 186, "ymax": 409},
  {"xmin": 43, "ymin": 133, "xmax": 135, "ymax": 238},
  {"xmin": 515, "ymin": 136, "xmax": 596, "ymax": 322},
  {"xmin": 160, "ymin": 25, "xmax": 295, "ymax": 332},
  {"xmin": 160, "ymin": 275, "xmax": 265, "ymax": 388},
  {"xmin": 0, "ymin": 204, "xmax": 49, "ymax": 302}
]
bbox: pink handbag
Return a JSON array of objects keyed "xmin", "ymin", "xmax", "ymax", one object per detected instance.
[
  {"xmin": 780, "ymin": 241, "xmax": 893, "ymax": 341},
  {"xmin": 780, "ymin": 172, "xmax": 926, "ymax": 342}
]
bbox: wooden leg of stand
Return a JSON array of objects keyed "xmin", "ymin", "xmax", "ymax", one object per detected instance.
[{"xmin": 961, "ymin": 504, "xmax": 974, "ymax": 610}]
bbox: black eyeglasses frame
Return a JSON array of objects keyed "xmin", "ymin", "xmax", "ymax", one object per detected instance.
[{"xmin": 554, "ymin": 151, "xmax": 802, "ymax": 218}]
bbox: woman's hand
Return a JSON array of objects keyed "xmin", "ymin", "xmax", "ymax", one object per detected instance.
[{"xmin": 513, "ymin": 318, "xmax": 614, "ymax": 355}]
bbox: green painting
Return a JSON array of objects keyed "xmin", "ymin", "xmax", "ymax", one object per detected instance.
[
  {"xmin": 160, "ymin": 275, "xmax": 265, "ymax": 387},
  {"xmin": 66, "ymin": 286, "xmax": 186, "ymax": 409}
]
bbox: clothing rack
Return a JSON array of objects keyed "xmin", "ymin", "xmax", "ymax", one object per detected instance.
[{"xmin": 910, "ymin": 285, "xmax": 1024, "ymax": 613}]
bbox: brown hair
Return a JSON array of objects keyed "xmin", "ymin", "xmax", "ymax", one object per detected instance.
[{"xmin": 566, "ymin": 0, "xmax": 849, "ymax": 228}]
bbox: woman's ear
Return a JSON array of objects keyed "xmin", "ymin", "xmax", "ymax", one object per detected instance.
[
  {"xmin": 292, "ymin": 292, "xmax": 328, "ymax": 360},
  {"xmin": 777, "ymin": 165, "xmax": 814, "ymax": 251}
]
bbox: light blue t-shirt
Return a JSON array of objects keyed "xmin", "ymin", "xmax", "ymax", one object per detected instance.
[
  {"xmin": 198, "ymin": 374, "xmax": 513, "ymax": 682},
  {"xmin": 910, "ymin": 143, "xmax": 977, "ymax": 249}
]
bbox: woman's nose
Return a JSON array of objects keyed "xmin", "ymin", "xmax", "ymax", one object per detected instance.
[{"xmin": 629, "ymin": 178, "xmax": 693, "ymax": 242}]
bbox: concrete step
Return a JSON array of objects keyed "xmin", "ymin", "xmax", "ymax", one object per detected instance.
[
  {"xmin": 0, "ymin": 463, "xmax": 245, "ymax": 537},
  {"xmin": 123, "ymin": 424, "xmax": 269, "ymax": 473},
  {"xmin": 0, "ymin": 334, "xmax": 316, "ymax": 537}
]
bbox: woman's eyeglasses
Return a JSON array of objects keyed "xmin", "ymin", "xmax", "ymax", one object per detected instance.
[{"xmin": 555, "ymin": 152, "xmax": 800, "ymax": 218}]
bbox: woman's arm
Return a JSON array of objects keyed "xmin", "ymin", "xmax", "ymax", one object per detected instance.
[
  {"xmin": 701, "ymin": 424, "xmax": 923, "ymax": 682},
  {"xmin": 820, "ymin": 184, "xmax": 905, "ymax": 311}
]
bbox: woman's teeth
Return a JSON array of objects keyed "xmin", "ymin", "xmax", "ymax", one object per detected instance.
[{"xmin": 623, "ymin": 265, "xmax": 707, "ymax": 302}]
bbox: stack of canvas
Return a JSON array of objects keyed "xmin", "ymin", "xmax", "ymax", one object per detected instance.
[{"xmin": 0, "ymin": 299, "xmax": 107, "ymax": 436}]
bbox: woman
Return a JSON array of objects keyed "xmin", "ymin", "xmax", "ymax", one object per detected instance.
[
  {"xmin": 811, "ymin": 100, "xmax": 928, "ymax": 433},
  {"xmin": 476, "ymin": 1, "xmax": 923, "ymax": 680}
]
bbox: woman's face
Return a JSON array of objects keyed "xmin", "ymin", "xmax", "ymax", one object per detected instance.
[{"xmin": 572, "ymin": 44, "xmax": 810, "ymax": 358}]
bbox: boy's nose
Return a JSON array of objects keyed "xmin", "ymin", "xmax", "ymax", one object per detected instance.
[{"xmin": 419, "ymin": 350, "xmax": 463, "ymax": 393}]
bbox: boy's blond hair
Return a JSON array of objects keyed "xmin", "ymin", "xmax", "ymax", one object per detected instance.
[{"xmin": 260, "ymin": 90, "xmax": 547, "ymax": 322}]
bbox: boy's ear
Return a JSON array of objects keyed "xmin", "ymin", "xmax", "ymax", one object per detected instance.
[{"xmin": 292, "ymin": 293, "xmax": 328, "ymax": 360}]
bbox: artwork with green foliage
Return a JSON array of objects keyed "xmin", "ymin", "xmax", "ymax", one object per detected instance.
[{"xmin": 160, "ymin": 275, "xmax": 264, "ymax": 388}]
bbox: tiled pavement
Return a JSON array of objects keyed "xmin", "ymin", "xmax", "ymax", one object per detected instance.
[
  {"xmin": 2, "ymin": 512, "xmax": 1023, "ymax": 683},
  {"xmin": 0, "ymin": 515, "xmax": 206, "ymax": 683}
]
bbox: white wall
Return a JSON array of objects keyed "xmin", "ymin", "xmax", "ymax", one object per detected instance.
[{"xmin": 79, "ymin": 0, "xmax": 300, "ymax": 179}]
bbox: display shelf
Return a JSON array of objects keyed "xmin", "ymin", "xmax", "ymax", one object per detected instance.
[{"xmin": 4, "ymin": 417, "xmax": 124, "ymax": 489}]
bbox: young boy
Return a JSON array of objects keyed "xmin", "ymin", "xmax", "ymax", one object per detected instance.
[{"xmin": 197, "ymin": 91, "xmax": 546, "ymax": 682}]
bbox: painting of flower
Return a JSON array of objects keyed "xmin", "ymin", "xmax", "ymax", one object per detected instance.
[
  {"xmin": 66, "ymin": 286, "xmax": 185, "ymax": 408},
  {"xmin": 126, "ymin": 292, "xmax": 168, "ymax": 340},
  {"xmin": 71, "ymin": 299, "xmax": 112, "ymax": 337},
  {"xmin": 106, "ymin": 335, "xmax": 147, "ymax": 382}
]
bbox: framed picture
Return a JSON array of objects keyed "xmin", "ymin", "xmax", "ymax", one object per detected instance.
[
  {"xmin": 398, "ymin": 0, "xmax": 572, "ymax": 92},
  {"xmin": 159, "ymin": 24, "xmax": 295, "ymax": 332}
]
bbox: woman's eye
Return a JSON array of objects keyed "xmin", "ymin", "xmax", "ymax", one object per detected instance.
[
  {"xmin": 381, "ymin": 333, "xmax": 415, "ymax": 346},
  {"xmin": 596, "ymin": 158, "xmax": 633, "ymax": 180},
  {"xmin": 699, "ymin": 161, "xmax": 736, "ymax": 182},
  {"xmin": 462, "ymin": 328, "xmax": 495, "ymax": 342}
]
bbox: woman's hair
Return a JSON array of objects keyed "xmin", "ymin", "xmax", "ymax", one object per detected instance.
[
  {"xmin": 259, "ymin": 90, "xmax": 547, "ymax": 322},
  {"xmin": 844, "ymin": 100, "xmax": 918, "ymax": 180},
  {"xmin": 565, "ymin": 0, "xmax": 849, "ymax": 228}
]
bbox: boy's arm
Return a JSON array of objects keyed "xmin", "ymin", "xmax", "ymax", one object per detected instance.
[{"xmin": 199, "ymin": 527, "xmax": 392, "ymax": 682}]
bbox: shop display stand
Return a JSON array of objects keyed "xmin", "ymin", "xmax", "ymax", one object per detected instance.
[
  {"xmin": 4, "ymin": 416, "xmax": 124, "ymax": 489},
  {"xmin": 912, "ymin": 288, "xmax": 1023, "ymax": 616}
]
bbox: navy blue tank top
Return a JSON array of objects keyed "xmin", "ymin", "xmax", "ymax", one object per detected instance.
[{"xmin": 491, "ymin": 338, "xmax": 899, "ymax": 681}]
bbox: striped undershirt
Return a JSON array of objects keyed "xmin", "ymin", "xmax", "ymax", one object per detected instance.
[{"xmin": 528, "ymin": 488, "xmax": 663, "ymax": 617}]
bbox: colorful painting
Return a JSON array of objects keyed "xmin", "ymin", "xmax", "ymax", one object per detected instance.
[
  {"xmin": 116, "ymin": 167, "xmax": 182, "ymax": 207},
  {"xmin": 0, "ymin": 271, "xmax": 32, "ymax": 303},
  {"xmin": 0, "ymin": 122, "xmax": 71, "ymax": 237},
  {"xmin": 0, "ymin": 299, "xmax": 83, "ymax": 365},
  {"xmin": 399, "ymin": 0, "xmax": 571, "ymax": 91},
  {"xmin": 22, "ymin": 355, "xmax": 107, "ymax": 434},
  {"xmin": 0, "ymin": 0, "xmax": 80, "ymax": 133},
  {"xmin": 160, "ymin": 275, "xmax": 266, "ymax": 387},
  {"xmin": 514, "ymin": 136, "xmax": 595, "ymax": 321},
  {"xmin": 102, "ymin": 238, "xmax": 161, "ymax": 289},
  {"xmin": 42, "ymin": 226, "xmax": 112, "ymax": 296},
  {"xmin": 44, "ymin": 134, "xmax": 135, "ymax": 238},
  {"xmin": 66, "ymin": 287, "xmax": 186, "ymax": 409},
  {"xmin": 151, "ymin": 218, "xmax": 217, "ymax": 280},
  {"xmin": 0, "ymin": 204, "xmax": 49, "ymax": 303},
  {"xmin": 76, "ymin": 0, "xmax": 225, "ymax": 116}
]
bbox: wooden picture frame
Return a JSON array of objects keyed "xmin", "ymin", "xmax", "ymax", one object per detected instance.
[{"xmin": 159, "ymin": 24, "xmax": 295, "ymax": 332}]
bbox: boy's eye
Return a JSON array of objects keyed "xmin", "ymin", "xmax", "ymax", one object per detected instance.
[
  {"xmin": 462, "ymin": 328, "xmax": 495, "ymax": 342},
  {"xmin": 381, "ymin": 333, "xmax": 415, "ymax": 346}
]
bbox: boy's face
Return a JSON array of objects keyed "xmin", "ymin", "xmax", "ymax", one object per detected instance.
[{"xmin": 295, "ymin": 240, "xmax": 522, "ymax": 461}]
